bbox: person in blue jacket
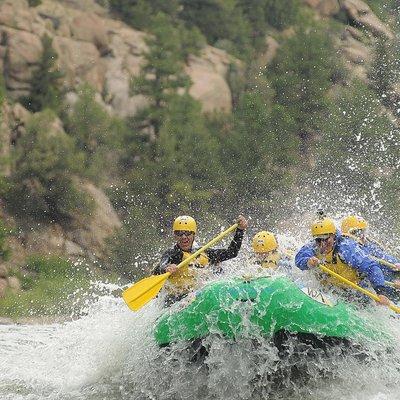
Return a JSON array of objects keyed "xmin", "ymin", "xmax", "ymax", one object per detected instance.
[
  {"xmin": 341, "ymin": 215, "xmax": 400, "ymax": 300},
  {"xmin": 341, "ymin": 215, "xmax": 400, "ymax": 281},
  {"xmin": 295, "ymin": 217, "xmax": 393, "ymax": 306}
]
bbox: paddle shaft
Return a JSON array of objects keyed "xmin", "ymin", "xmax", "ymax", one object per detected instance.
[
  {"xmin": 318, "ymin": 264, "xmax": 400, "ymax": 314},
  {"xmin": 369, "ymin": 255, "xmax": 400, "ymax": 272},
  {"xmin": 173, "ymin": 223, "xmax": 239, "ymax": 272},
  {"xmin": 346, "ymin": 233, "xmax": 399, "ymax": 272}
]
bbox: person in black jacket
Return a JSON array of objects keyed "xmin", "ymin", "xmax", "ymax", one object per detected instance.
[{"xmin": 154, "ymin": 215, "xmax": 248, "ymax": 306}]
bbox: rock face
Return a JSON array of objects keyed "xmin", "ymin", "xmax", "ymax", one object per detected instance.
[
  {"xmin": 2, "ymin": 181, "xmax": 122, "ymax": 262},
  {"xmin": 337, "ymin": 26, "xmax": 372, "ymax": 82},
  {"xmin": 0, "ymin": 0, "xmax": 396, "ymax": 268},
  {"xmin": 0, "ymin": 102, "xmax": 31, "ymax": 177},
  {"xmin": 303, "ymin": 0, "xmax": 340, "ymax": 16},
  {"xmin": 304, "ymin": 0, "xmax": 394, "ymax": 83},
  {"xmin": 186, "ymin": 47, "xmax": 235, "ymax": 113},
  {"xmin": 340, "ymin": 0, "xmax": 394, "ymax": 39},
  {"xmin": 304, "ymin": 0, "xmax": 394, "ymax": 40},
  {"xmin": 68, "ymin": 181, "xmax": 122, "ymax": 259},
  {"xmin": 0, "ymin": 0, "xmax": 236, "ymax": 116},
  {"xmin": 0, "ymin": 0, "xmax": 238, "ymax": 265},
  {"xmin": 16, "ymin": 181, "xmax": 122, "ymax": 260}
]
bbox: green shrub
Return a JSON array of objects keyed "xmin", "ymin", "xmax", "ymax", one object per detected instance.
[
  {"xmin": 266, "ymin": 27, "xmax": 339, "ymax": 150},
  {"xmin": 25, "ymin": 255, "xmax": 74, "ymax": 278},
  {"xmin": 180, "ymin": 0, "xmax": 252, "ymax": 58},
  {"xmin": 64, "ymin": 85, "xmax": 125, "ymax": 182},
  {"xmin": 6, "ymin": 110, "xmax": 92, "ymax": 222},
  {"xmin": 28, "ymin": 0, "xmax": 42, "ymax": 6},
  {"xmin": 0, "ymin": 256, "xmax": 92, "ymax": 317},
  {"xmin": 263, "ymin": 0, "xmax": 301, "ymax": 30},
  {"xmin": 0, "ymin": 255, "xmax": 111, "ymax": 317},
  {"xmin": 0, "ymin": 219, "xmax": 11, "ymax": 262},
  {"xmin": 109, "ymin": 0, "xmax": 181, "ymax": 30}
]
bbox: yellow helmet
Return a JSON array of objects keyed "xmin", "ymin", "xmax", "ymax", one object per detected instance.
[
  {"xmin": 311, "ymin": 218, "xmax": 336, "ymax": 238},
  {"xmin": 341, "ymin": 215, "xmax": 368, "ymax": 235},
  {"xmin": 252, "ymin": 231, "xmax": 278, "ymax": 253},
  {"xmin": 172, "ymin": 216, "xmax": 197, "ymax": 233}
]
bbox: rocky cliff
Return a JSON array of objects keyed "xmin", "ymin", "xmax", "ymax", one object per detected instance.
[
  {"xmin": 0, "ymin": 0, "xmax": 397, "ymax": 296},
  {"xmin": 0, "ymin": 0, "xmax": 236, "ymax": 116}
]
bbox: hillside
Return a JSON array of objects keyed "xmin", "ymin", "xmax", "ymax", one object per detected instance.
[{"xmin": 0, "ymin": 0, "xmax": 399, "ymax": 314}]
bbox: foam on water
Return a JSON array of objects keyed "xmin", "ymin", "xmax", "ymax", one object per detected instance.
[{"xmin": 0, "ymin": 251, "xmax": 399, "ymax": 400}]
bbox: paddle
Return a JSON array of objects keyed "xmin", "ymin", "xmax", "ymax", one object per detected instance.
[
  {"xmin": 318, "ymin": 264, "xmax": 400, "ymax": 314},
  {"xmin": 122, "ymin": 223, "xmax": 239, "ymax": 311},
  {"xmin": 345, "ymin": 233, "xmax": 400, "ymax": 273},
  {"xmin": 385, "ymin": 281, "xmax": 398, "ymax": 289},
  {"xmin": 369, "ymin": 255, "xmax": 400, "ymax": 272}
]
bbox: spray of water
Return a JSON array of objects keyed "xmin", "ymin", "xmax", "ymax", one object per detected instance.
[{"xmin": 0, "ymin": 242, "xmax": 399, "ymax": 400}]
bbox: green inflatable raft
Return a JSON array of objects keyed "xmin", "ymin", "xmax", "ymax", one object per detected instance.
[{"xmin": 154, "ymin": 276, "xmax": 388, "ymax": 347}]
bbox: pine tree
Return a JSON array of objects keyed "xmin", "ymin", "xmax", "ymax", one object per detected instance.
[
  {"xmin": 180, "ymin": 0, "xmax": 252, "ymax": 58},
  {"xmin": 131, "ymin": 13, "xmax": 191, "ymax": 137},
  {"xmin": 220, "ymin": 91, "xmax": 299, "ymax": 208},
  {"xmin": 370, "ymin": 39, "xmax": 399, "ymax": 108},
  {"xmin": 316, "ymin": 81, "xmax": 397, "ymax": 219},
  {"xmin": 109, "ymin": 0, "xmax": 181, "ymax": 30},
  {"xmin": 111, "ymin": 94, "xmax": 224, "ymax": 274},
  {"xmin": 21, "ymin": 34, "xmax": 63, "ymax": 113},
  {"xmin": 264, "ymin": 0, "xmax": 300, "ymax": 30},
  {"xmin": 267, "ymin": 28, "xmax": 337, "ymax": 152}
]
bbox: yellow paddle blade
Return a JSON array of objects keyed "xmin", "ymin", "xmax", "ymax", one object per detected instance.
[{"xmin": 122, "ymin": 272, "xmax": 170, "ymax": 311}]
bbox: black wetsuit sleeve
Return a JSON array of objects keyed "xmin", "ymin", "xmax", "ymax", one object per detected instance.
[
  {"xmin": 206, "ymin": 228, "xmax": 245, "ymax": 265},
  {"xmin": 153, "ymin": 246, "xmax": 183, "ymax": 275}
]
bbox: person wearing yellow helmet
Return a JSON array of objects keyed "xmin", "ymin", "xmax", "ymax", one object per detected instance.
[
  {"xmin": 252, "ymin": 231, "xmax": 292, "ymax": 273},
  {"xmin": 295, "ymin": 217, "xmax": 392, "ymax": 306},
  {"xmin": 341, "ymin": 215, "xmax": 400, "ymax": 294},
  {"xmin": 341, "ymin": 215, "xmax": 368, "ymax": 239},
  {"xmin": 154, "ymin": 215, "xmax": 248, "ymax": 305}
]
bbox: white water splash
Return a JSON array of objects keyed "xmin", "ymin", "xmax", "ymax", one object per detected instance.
[{"xmin": 0, "ymin": 249, "xmax": 399, "ymax": 400}]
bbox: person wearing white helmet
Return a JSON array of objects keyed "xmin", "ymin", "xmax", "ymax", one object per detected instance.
[{"xmin": 154, "ymin": 215, "xmax": 248, "ymax": 305}]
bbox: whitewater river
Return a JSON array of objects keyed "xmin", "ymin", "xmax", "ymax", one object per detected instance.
[{"xmin": 1, "ymin": 259, "xmax": 400, "ymax": 400}]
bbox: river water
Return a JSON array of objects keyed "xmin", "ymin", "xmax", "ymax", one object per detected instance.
[{"xmin": 1, "ymin": 257, "xmax": 400, "ymax": 400}]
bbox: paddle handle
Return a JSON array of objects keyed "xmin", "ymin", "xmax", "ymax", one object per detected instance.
[
  {"xmin": 385, "ymin": 281, "xmax": 397, "ymax": 288},
  {"xmin": 345, "ymin": 233, "xmax": 399, "ymax": 272},
  {"xmin": 318, "ymin": 264, "xmax": 400, "ymax": 314},
  {"xmin": 174, "ymin": 223, "xmax": 239, "ymax": 272},
  {"xmin": 369, "ymin": 255, "xmax": 400, "ymax": 272}
]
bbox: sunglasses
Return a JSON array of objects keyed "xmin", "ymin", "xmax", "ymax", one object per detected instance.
[
  {"xmin": 350, "ymin": 229, "xmax": 365, "ymax": 235},
  {"xmin": 174, "ymin": 231, "xmax": 194, "ymax": 237},
  {"xmin": 315, "ymin": 237, "xmax": 330, "ymax": 244}
]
